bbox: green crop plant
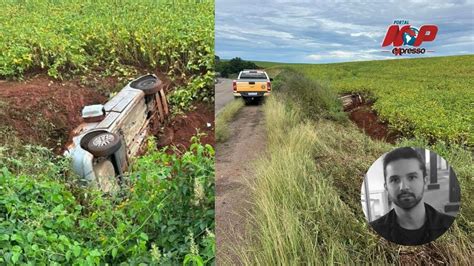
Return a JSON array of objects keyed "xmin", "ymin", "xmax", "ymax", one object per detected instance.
[
  {"xmin": 256, "ymin": 55, "xmax": 473, "ymax": 147},
  {"xmin": 0, "ymin": 0, "xmax": 214, "ymax": 101}
]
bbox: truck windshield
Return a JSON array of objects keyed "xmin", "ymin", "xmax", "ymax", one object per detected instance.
[{"xmin": 240, "ymin": 73, "xmax": 267, "ymax": 79}]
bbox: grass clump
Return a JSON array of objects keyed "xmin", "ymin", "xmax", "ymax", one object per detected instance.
[
  {"xmin": 216, "ymin": 99, "xmax": 244, "ymax": 142},
  {"xmin": 273, "ymin": 68, "xmax": 347, "ymax": 123}
]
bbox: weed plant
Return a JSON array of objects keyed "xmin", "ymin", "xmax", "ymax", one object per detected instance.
[{"xmin": 273, "ymin": 68, "xmax": 347, "ymax": 123}]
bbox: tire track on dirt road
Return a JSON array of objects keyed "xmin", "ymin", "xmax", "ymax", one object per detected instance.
[{"xmin": 216, "ymin": 103, "xmax": 267, "ymax": 265}]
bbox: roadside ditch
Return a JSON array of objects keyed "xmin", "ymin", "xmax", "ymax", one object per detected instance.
[{"xmin": 340, "ymin": 93, "xmax": 399, "ymax": 143}]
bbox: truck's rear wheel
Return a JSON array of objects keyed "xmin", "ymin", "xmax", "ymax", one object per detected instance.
[{"xmin": 130, "ymin": 74, "xmax": 162, "ymax": 95}]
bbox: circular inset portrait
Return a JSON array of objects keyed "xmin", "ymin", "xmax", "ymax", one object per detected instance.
[{"xmin": 361, "ymin": 147, "xmax": 461, "ymax": 246}]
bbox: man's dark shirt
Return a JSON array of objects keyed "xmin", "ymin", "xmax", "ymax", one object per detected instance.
[{"xmin": 370, "ymin": 203, "xmax": 455, "ymax": 245}]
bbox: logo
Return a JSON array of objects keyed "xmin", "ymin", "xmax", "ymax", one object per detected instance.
[{"xmin": 382, "ymin": 20, "xmax": 437, "ymax": 56}]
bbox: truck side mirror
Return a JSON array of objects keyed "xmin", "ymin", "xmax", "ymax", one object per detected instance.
[
  {"xmin": 82, "ymin": 104, "xmax": 105, "ymax": 123},
  {"xmin": 270, "ymin": 78, "xmax": 274, "ymax": 81}
]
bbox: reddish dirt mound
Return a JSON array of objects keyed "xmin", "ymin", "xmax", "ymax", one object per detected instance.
[
  {"xmin": 0, "ymin": 76, "xmax": 107, "ymax": 152},
  {"xmin": 343, "ymin": 95, "xmax": 398, "ymax": 143},
  {"xmin": 157, "ymin": 103, "xmax": 215, "ymax": 152}
]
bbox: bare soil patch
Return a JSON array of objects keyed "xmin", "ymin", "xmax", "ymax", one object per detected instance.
[
  {"xmin": 349, "ymin": 105, "xmax": 397, "ymax": 143},
  {"xmin": 343, "ymin": 94, "xmax": 398, "ymax": 143},
  {"xmin": 156, "ymin": 102, "xmax": 215, "ymax": 152},
  {"xmin": 216, "ymin": 105, "xmax": 267, "ymax": 265},
  {"xmin": 0, "ymin": 76, "xmax": 107, "ymax": 153}
]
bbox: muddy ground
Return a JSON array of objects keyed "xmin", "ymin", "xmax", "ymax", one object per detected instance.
[
  {"xmin": 216, "ymin": 104, "xmax": 267, "ymax": 265},
  {"xmin": 0, "ymin": 74, "xmax": 213, "ymax": 154}
]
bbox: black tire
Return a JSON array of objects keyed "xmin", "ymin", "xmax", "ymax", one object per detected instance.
[
  {"xmin": 130, "ymin": 74, "xmax": 162, "ymax": 95},
  {"xmin": 86, "ymin": 132, "xmax": 122, "ymax": 157}
]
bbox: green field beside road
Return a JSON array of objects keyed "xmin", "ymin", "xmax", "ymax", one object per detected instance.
[{"xmin": 256, "ymin": 55, "xmax": 474, "ymax": 147}]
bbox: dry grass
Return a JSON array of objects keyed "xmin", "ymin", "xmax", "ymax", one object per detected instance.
[
  {"xmin": 236, "ymin": 96, "xmax": 391, "ymax": 264},
  {"xmin": 215, "ymin": 99, "xmax": 244, "ymax": 142}
]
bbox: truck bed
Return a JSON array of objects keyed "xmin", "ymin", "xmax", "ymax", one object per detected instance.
[{"xmin": 235, "ymin": 79, "xmax": 269, "ymax": 92}]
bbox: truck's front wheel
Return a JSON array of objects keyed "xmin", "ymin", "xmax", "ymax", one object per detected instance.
[{"xmin": 86, "ymin": 132, "xmax": 122, "ymax": 157}]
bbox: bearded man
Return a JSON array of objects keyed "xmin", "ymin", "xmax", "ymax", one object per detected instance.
[{"xmin": 370, "ymin": 147, "xmax": 455, "ymax": 245}]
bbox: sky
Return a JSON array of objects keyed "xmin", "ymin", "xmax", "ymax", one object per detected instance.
[{"xmin": 215, "ymin": 0, "xmax": 474, "ymax": 63}]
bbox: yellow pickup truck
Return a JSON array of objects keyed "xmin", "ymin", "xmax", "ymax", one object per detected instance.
[{"xmin": 233, "ymin": 70, "xmax": 272, "ymax": 103}]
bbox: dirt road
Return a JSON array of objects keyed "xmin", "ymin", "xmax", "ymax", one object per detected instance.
[
  {"xmin": 216, "ymin": 104, "xmax": 267, "ymax": 265},
  {"xmin": 215, "ymin": 78, "xmax": 234, "ymax": 115}
]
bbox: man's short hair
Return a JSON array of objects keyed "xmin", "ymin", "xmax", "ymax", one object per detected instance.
[{"xmin": 383, "ymin": 147, "xmax": 427, "ymax": 182}]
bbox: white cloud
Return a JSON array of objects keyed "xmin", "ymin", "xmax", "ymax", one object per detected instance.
[
  {"xmin": 218, "ymin": 34, "xmax": 249, "ymax": 41},
  {"xmin": 438, "ymin": 41, "xmax": 474, "ymax": 49},
  {"xmin": 306, "ymin": 49, "xmax": 394, "ymax": 62},
  {"xmin": 350, "ymin": 32, "xmax": 385, "ymax": 39},
  {"xmin": 443, "ymin": 35, "xmax": 474, "ymax": 43},
  {"xmin": 409, "ymin": 0, "xmax": 461, "ymax": 9},
  {"xmin": 260, "ymin": 16, "xmax": 316, "ymax": 29},
  {"xmin": 216, "ymin": 25, "xmax": 294, "ymax": 41},
  {"xmin": 307, "ymin": 54, "xmax": 322, "ymax": 60},
  {"xmin": 316, "ymin": 18, "xmax": 362, "ymax": 31},
  {"xmin": 330, "ymin": 50, "xmax": 358, "ymax": 58}
]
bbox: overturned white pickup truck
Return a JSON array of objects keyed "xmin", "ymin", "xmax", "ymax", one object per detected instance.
[{"xmin": 65, "ymin": 74, "xmax": 168, "ymax": 192}]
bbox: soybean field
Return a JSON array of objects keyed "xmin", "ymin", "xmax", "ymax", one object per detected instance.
[{"xmin": 261, "ymin": 55, "xmax": 474, "ymax": 147}]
